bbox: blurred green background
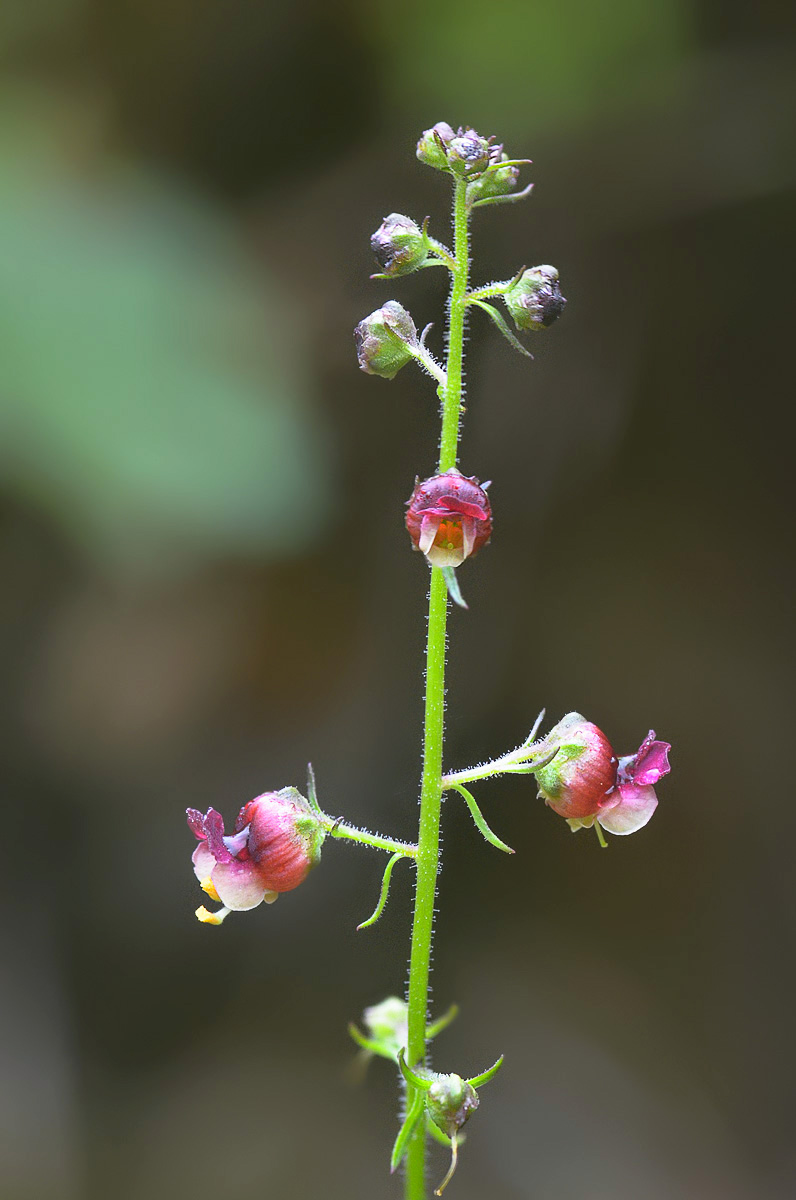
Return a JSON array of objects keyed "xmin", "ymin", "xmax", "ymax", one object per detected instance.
[{"xmin": 2, "ymin": 2, "xmax": 795, "ymax": 1198}]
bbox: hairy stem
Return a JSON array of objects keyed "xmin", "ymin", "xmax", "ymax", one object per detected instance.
[
  {"xmin": 322, "ymin": 817, "xmax": 417, "ymax": 857},
  {"xmin": 404, "ymin": 174, "xmax": 470, "ymax": 1200}
]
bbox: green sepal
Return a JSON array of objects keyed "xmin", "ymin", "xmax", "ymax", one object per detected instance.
[
  {"xmin": 534, "ymin": 741, "xmax": 585, "ymax": 799},
  {"xmin": 426, "ymin": 1116, "xmax": 454, "ymax": 1147},
  {"xmin": 510, "ymin": 745, "xmax": 561, "ymax": 775},
  {"xmin": 470, "ymin": 299, "xmax": 532, "ymax": 358},
  {"xmin": 356, "ymin": 851, "xmax": 403, "ymax": 930},
  {"xmin": 471, "ymin": 182, "xmax": 534, "ymax": 210},
  {"xmin": 448, "ymin": 782, "xmax": 514, "ymax": 854},
  {"xmin": 305, "ymin": 763, "xmax": 322, "ymax": 814},
  {"xmin": 520, "ymin": 709, "xmax": 546, "ymax": 747},
  {"xmin": 398, "ymin": 1048, "xmax": 433, "ymax": 1091},
  {"xmin": 426, "ymin": 1004, "xmax": 459, "ymax": 1041},
  {"xmin": 347, "ymin": 1023, "xmax": 395, "ymax": 1059},
  {"xmin": 390, "ymin": 1088, "xmax": 426, "ymax": 1173},
  {"xmin": 441, "ymin": 566, "xmax": 468, "ymax": 609},
  {"xmin": 465, "ymin": 1054, "xmax": 504, "ymax": 1088}
]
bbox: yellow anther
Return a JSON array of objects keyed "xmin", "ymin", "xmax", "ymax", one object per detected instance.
[
  {"xmin": 200, "ymin": 877, "xmax": 221, "ymax": 902},
  {"xmin": 195, "ymin": 905, "xmax": 230, "ymax": 925}
]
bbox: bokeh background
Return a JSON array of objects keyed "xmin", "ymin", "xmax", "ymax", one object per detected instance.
[{"xmin": 2, "ymin": 2, "xmax": 795, "ymax": 1198}]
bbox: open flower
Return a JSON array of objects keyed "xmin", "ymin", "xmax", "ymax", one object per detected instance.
[
  {"xmin": 535, "ymin": 713, "xmax": 671, "ymax": 839},
  {"xmin": 187, "ymin": 787, "xmax": 325, "ymax": 924},
  {"xmin": 405, "ymin": 469, "xmax": 492, "ymax": 568}
]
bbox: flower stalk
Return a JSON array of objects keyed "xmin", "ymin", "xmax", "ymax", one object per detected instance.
[
  {"xmin": 185, "ymin": 122, "xmax": 675, "ymax": 1199},
  {"xmin": 403, "ymin": 172, "xmax": 470, "ymax": 1200}
]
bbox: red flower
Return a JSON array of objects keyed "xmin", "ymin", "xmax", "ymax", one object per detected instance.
[
  {"xmin": 187, "ymin": 788, "xmax": 325, "ymax": 924},
  {"xmin": 535, "ymin": 713, "xmax": 671, "ymax": 838},
  {"xmin": 405, "ymin": 469, "xmax": 492, "ymax": 568}
]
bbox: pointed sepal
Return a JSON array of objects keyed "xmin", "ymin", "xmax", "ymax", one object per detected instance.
[
  {"xmin": 465, "ymin": 1054, "xmax": 504, "ymax": 1089},
  {"xmin": 390, "ymin": 1088, "xmax": 426, "ymax": 1173},
  {"xmin": 448, "ymin": 782, "xmax": 514, "ymax": 854},
  {"xmin": 441, "ymin": 565, "xmax": 468, "ymax": 609},
  {"xmin": 356, "ymin": 851, "xmax": 403, "ymax": 930},
  {"xmin": 470, "ymin": 299, "xmax": 533, "ymax": 358}
]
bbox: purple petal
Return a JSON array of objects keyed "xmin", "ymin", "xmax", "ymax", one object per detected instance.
[
  {"xmin": 438, "ymin": 497, "xmax": 489, "ymax": 521},
  {"xmin": 202, "ymin": 808, "xmax": 234, "ymax": 864},
  {"xmin": 630, "ymin": 731, "xmax": 671, "ymax": 786},
  {"xmin": 597, "ymin": 783, "xmax": 658, "ymax": 835},
  {"xmin": 186, "ymin": 808, "xmax": 207, "ymax": 840}
]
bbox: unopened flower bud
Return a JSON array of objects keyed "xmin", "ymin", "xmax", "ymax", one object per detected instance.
[
  {"xmin": 447, "ymin": 128, "xmax": 492, "ymax": 177},
  {"xmin": 427, "ymin": 1074, "xmax": 479, "ymax": 1139},
  {"xmin": 466, "ymin": 154, "xmax": 520, "ymax": 204},
  {"xmin": 187, "ymin": 786, "xmax": 325, "ymax": 921},
  {"xmin": 504, "ymin": 265, "xmax": 566, "ymax": 332},
  {"xmin": 535, "ymin": 713, "xmax": 617, "ymax": 820},
  {"xmin": 363, "ymin": 996, "xmax": 408, "ymax": 1059},
  {"xmin": 405, "ymin": 468, "xmax": 492, "ymax": 568},
  {"xmin": 355, "ymin": 301, "xmax": 418, "ymax": 379},
  {"xmin": 371, "ymin": 213, "xmax": 428, "ymax": 276},
  {"xmin": 416, "ymin": 121, "xmax": 455, "ymax": 170},
  {"xmin": 535, "ymin": 714, "xmax": 672, "ymax": 837}
]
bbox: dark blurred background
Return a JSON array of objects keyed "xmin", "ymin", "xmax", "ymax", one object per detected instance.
[{"xmin": 2, "ymin": 2, "xmax": 795, "ymax": 1198}]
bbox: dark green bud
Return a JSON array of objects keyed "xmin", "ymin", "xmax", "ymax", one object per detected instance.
[
  {"xmin": 416, "ymin": 122, "xmax": 455, "ymax": 170},
  {"xmin": 354, "ymin": 301, "xmax": 418, "ymax": 379},
  {"xmin": 504, "ymin": 265, "xmax": 566, "ymax": 332},
  {"xmin": 426, "ymin": 1073, "xmax": 480, "ymax": 1139},
  {"xmin": 466, "ymin": 153, "xmax": 521, "ymax": 204},
  {"xmin": 371, "ymin": 213, "xmax": 428, "ymax": 276},
  {"xmin": 447, "ymin": 128, "xmax": 492, "ymax": 177}
]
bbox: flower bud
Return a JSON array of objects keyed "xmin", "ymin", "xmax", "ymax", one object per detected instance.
[
  {"xmin": 187, "ymin": 786, "xmax": 325, "ymax": 921},
  {"xmin": 446, "ymin": 128, "xmax": 492, "ymax": 177},
  {"xmin": 362, "ymin": 996, "xmax": 408, "ymax": 1060},
  {"xmin": 426, "ymin": 1073, "xmax": 479, "ymax": 1139},
  {"xmin": 371, "ymin": 213, "xmax": 428, "ymax": 276},
  {"xmin": 535, "ymin": 713, "xmax": 617, "ymax": 820},
  {"xmin": 416, "ymin": 121, "xmax": 455, "ymax": 170},
  {"xmin": 405, "ymin": 468, "xmax": 492, "ymax": 569},
  {"xmin": 535, "ymin": 714, "xmax": 672, "ymax": 837},
  {"xmin": 504, "ymin": 265, "xmax": 566, "ymax": 332},
  {"xmin": 354, "ymin": 301, "xmax": 418, "ymax": 379},
  {"xmin": 466, "ymin": 153, "xmax": 520, "ymax": 204}
]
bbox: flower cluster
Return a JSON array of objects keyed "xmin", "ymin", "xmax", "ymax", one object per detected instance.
[
  {"xmin": 534, "ymin": 713, "xmax": 671, "ymax": 837},
  {"xmin": 187, "ymin": 787, "xmax": 325, "ymax": 924}
]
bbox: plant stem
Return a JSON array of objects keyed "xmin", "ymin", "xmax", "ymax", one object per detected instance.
[
  {"xmin": 439, "ymin": 176, "xmax": 470, "ymax": 472},
  {"xmin": 322, "ymin": 818, "xmax": 417, "ymax": 858},
  {"xmin": 465, "ymin": 280, "xmax": 514, "ymax": 303},
  {"xmin": 404, "ymin": 174, "xmax": 470, "ymax": 1200}
]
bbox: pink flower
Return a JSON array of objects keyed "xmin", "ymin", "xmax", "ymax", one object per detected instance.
[
  {"xmin": 187, "ymin": 787, "xmax": 325, "ymax": 924},
  {"xmin": 405, "ymin": 469, "xmax": 492, "ymax": 569},
  {"xmin": 535, "ymin": 713, "xmax": 671, "ymax": 839}
]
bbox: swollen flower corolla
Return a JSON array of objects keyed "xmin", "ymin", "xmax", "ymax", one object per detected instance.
[
  {"xmin": 405, "ymin": 469, "xmax": 492, "ymax": 569},
  {"xmin": 187, "ymin": 787, "xmax": 326, "ymax": 924},
  {"xmin": 534, "ymin": 713, "xmax": 671, "ymax": 838}
]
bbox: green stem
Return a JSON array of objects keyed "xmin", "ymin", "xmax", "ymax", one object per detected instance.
[
  {"xmin": 322, "ymin": 817, "xmax": 417, "ymax": 858},
  {"xmin": 438, "ymin": 176, "xmax": 470, "ymax": 472},
  {"xmin": 465, "ymin": 280, "xmax": 514, "ymax": 303},
  {"xmin": 404, "ymin": 173, "xmax": 470, "ymax": 1200}
]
